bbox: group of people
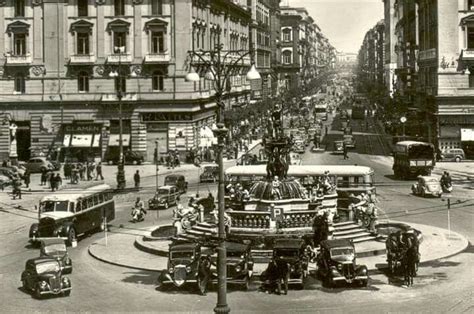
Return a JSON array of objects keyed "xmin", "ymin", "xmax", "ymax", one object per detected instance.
[
  {"xmin": 39, "ymin": 169, "xmax": 63, "ymax": 192},
  {"xmin": 63, "ymin": 161, "xmax": 104, "ymax": 184},
  {"xmin": 226, "ymin": 182, "xmax": 250, "ymax": 203},
  {"xmin": 349, "ymin": 190, "xmax": 378, "ymax": 233}
]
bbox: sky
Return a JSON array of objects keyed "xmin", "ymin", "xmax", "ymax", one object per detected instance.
[{"xmin": 286, "ymin": 0, "xmax": 384, "ymax": 54}]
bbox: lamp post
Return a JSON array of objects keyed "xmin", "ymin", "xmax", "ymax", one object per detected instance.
[
  {"xmin": 109, "ymin": 46, "xmax": 126, "ymax": 189},
  {"xmin": 186, "ymin": 41, "xmax": 260, "ymax": 313}
]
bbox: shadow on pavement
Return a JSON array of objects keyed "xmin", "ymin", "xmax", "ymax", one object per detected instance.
[{"xmin": 121, "ymin": 270, "xmax": 159, "ymax": 286}]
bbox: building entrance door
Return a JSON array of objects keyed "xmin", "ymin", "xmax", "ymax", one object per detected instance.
[
  {"xmin": 13, "ymin": 121, "xmax": 30, "ymax": 161},
  {"xmin": 146, "ymin": 123, "xmax": 168, "ymax": 163}
]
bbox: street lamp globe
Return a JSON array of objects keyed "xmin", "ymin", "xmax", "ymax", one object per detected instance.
[
  {"xmin": 185, "ymin": 67, "xmax": 200, "ymax": 82},
  {"xmin": 246, "ymin": 64, "xmax": 261, "ymax": 80}
]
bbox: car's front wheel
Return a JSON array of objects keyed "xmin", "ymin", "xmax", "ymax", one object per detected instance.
[
  {"xmin": 164, "ymin": 202, "xmax": 169, "ymax": 209},
  {"xmin": 22, "ymin": 279, "xmax": 28, "ymax": 291},
  {"xmin": 359, "ymin": 279, "xmax": 368, "ymax": 287},
  {"xmin": 63, "ymin": 290, "xmax": 71, "ymax": 297},
  {"xmin": 455, "ymin": 156, "xmax": 461, "ymax": 163},
  {"xmin": 34, "ymin": 285, "xmax": 43, "ymax": 299}
]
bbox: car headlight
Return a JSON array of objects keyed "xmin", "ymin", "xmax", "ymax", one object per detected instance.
[
  {"xmin": 169, "ymin": 267, "xmax": 174, "ymax": 273},
  {"xmin": 337, "ymin": 264, "xmax": 342, "ymax": 271},
  {"xmin": 65, "ymin": 257, "xmax": 71, "ymax": 265},
  {"xmin": 235, "ymin": 265, "xmax": 242, "ymax": 273},
  {"xmin": 290, "ymin": 266, "xmax": 295, "ymax": 272},
  {"xmin": 186, "ymin": 266, "xmax": 192, "ymax": 273},
  {"xmin": 40, "ymin": 281, "xmax": 48, "ymax": 288}
]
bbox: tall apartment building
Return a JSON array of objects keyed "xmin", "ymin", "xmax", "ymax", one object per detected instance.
[
  {"xmin": 358, "ymin": 21, "xmax": 385, "ymax": 91},
  {"xmin": 0, "ymin": 0, "xmax": 255, "ymax": 162},
  {"xmin": 383, "ymin": 0, "xmax": 398, "ymax": 95}
]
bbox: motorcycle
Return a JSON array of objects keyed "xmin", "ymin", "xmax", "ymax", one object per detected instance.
[
  {"xmin": 441, "ymin": 182, "xmax": 453, "ymax": 193},
  {"xmin": 131, "ymin": 206, "xmax": 146, "ymax": 223}
]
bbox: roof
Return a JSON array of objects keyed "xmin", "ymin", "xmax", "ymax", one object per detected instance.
[
  {"xmin": 165, "ymin": 174, "xmax": 184, "ymax": 178},
  {"xmin": 225, "ymin": 242, "xmax": 250, "ymax": 252},
  {"xmin": 273, "ymin": 238, "xmax": 304, "ymax": 249},
  {"xmin": 395, "ymin": 141, "xmax": 433, "ymax": 147},
  {"xmin": 320, "ymin": 239, "xmax": 354, "ymax": 249},
  {"xmin": 419, "ymin": 176, "xmax": 439, "ymax": 181},
  {"xmin": 40, "ymin": 184, "xmax": 112, "ymax": 202},
  {"xmin": 158, "ymin": 185, "xmax": 176, "ymax": 190},
  {"xmin": 169, "ymin": 242, "xmax": 199, "ymax": 251},
  {"xmin": 225, "ymin": 165, "xmax": 374, "ymax": 177},
  {"xmin": 201, "ymin": 163, "xmax": 218, "ymax": 168},
  {"xmin": 27, "ymin": 256, "xmax": 58, "ymax": 266},
  {"xmin": 40, "ymin": 238, "xmax": 66, "ymax": 246}
]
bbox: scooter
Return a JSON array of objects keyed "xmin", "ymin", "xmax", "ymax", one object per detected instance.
[
  {"xmin": 441, "ymin": 182, "xmax": 453, "ymax": 193},
  {"xmin": 131, "ymin": 207, "xmax": 146, "ymax": 223}
]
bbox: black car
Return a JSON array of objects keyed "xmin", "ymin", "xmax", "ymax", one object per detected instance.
[
  {"xmin": 210, "ymin": 242, "xmax": 254, "ymax": 290},
  {"xmin": 105, "ymin": 150, "xmax": 145, "ymax": 165},
  {"xmin": 39, "ymin": 239, "xmax": 72, "ymax": 274},
  {"xmin": 21, "ymin": 257, "xmax": 71, "ymax": 299},
  {"xmin": 262, "ymin": 239, "xmax": 309, "ymax": 290},
  {"xmin": 199, "ymin": 164, "xmax": 219, "ymax": 183},
  {"xmin": 317, "ymin": 239, "xmax": 368, "ymax": 287},
  {"xmin": 156, "ymin": 242, "xmax": 210, "ymax": 295},
  {"xmin": 164, "ymin": 174, "xmax": 188, "ymax": 194}
]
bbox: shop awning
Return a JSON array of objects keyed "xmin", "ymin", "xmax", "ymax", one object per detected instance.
[
  {"xmin": 461, "ymin": 129, "xmax": 474, "ymax": 141},
  {"xmin": 71, "ymin": 134, "xmax": 93, "ymax": 147},
  {"xmin": 108, "ymin": 134, "xmax": 131, "ymax": 146}
]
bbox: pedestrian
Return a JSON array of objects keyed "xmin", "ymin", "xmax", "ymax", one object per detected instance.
[
  {"xmin": 64, "ymin": 162, "xmax": 71, "ymax": 180},
  {"xmin": 71, "ymin": 165, "xmax": 79, "ymax": 184},
  {"xmin": 343, "ymin": 143, "xmax": 349, "ymax": 160},
  {"xmin": 40, "ymin": 168, "xmax": 47, "ymax": 186},
  {"xmin": 23, "ymin": 169, "xmax": 30, "ymax": 189},
  {"xmin": 153, "ymin": 147, "xmax": 158, "ymax": 164},
  {"xmin": 78, "ymin": 163, "xmax": 85, "ymax": 180},
  {"xmin": 12, "ymin": 178, "xmax": 22, "ymax": 200},
  {"xmin": 95, "ymin": 162, "xmax": 104, "ymax": 180},
  {"xmin": 48, "ymin": 171, "xmax": 55, "ymax": 190},
  {"xmin": 87, "ymin": 162, "xmax": 94, "ymax": 181},
  {"xmin": 134, "ymin": 170, "xmax": 140, "ymax": 189},
  {"xmin": 85, "ymin": 162, "xmax": 91, "ymax": 181}
]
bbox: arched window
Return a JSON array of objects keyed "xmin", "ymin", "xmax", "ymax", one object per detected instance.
[
  {"xmin": 78, "ymin": 71, "xmax": 89, "ymax": 92},
  {"xmin": 152, "ymin": 71, "xmax": 164, "ymax": 91},
  {"xmin": 14, "ymin": 73, "xmax": 26, "ymax": 94},
  {"xmin": 78, "ymin": 0, "xmax": 88, "ymax": 17},
  {"xmin": 282, "ymin": 50, "xmax": 292, "ymax": 64}
]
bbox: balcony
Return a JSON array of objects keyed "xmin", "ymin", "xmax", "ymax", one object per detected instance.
[
  {"xmin": 101, "ymin": 93, "xmax": 138, "ymax": 101},
  {"xmin": 144, "ymin": 52, "xmax": 170, "ymax": 63},
  {"xmin": 460, "ymin": 49, "xmax": 474, "ymax": 61},
  {"xmin": 107, "ymin": 53, "xmax": 132, "ymax": 64},
  {"xmin": 70, "ymin": 54, "xmax": 96, "ymax": 64},
  {"xmin": 5, "ymin": 53, "xmax": 32, "ymax": 65},
  {"xmin": 418, "ymin": 48, "xmax": 436, "ymax": 61}
]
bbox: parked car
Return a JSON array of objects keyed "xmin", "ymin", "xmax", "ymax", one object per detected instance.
[
  {"xmin": 293, "ymin": 144, "xmax": 305, "ymax": 154},
  {"xmin": 1, "ymin": 165, "xmax": 26, "ymax": 177},
  {"xmin": 39, "ymin": 239, "xmax": 72, "ymax": 274},
  {"xmin": 440, "ymin": 148, "xmax": 465, "ymax": 162},
  {"xmin": 21, "ymin": 257, "xmax": 71, "ymax": 299},
  {"xmin": 25, "ymin": 157, "xmax": 55, "ymax": 173},
  {"xmin": 343, "ymin": 134, "xmax": 356, "ymax": 148},
  {"xmin": 164, "ymin": 174, "xmax": 188, "ymax": 194},
  {"xmin": 411, "ymin": 175, "xmax": 442, "ymax": 198},
  {"xmin": 199, "ymin": 164, "xmax": 219, "ymax": 183},
  {"xmin": 210, "ymin": 242, "xmax": 254, "ymax": 290},
  {"xmin": 262, "ymin": 239, "xmax": 309, "ymax": 290},
  {"xmin": 156, "ymin": 242, "xmax": 210, "ymax": 295},
  {"xmin": 0, "ymin": 167, "xmax": 21, "ymax": 180},
  {"xmin": 148, "ymin": 185, "xmax": 180, "ymax": 209},
  {"xmin": 0, "ymin": 174, "xmax": 12, "ymax": 189},
  {"xmin": 105, "ymin": 150, "xmax": 145, "ymax": 165},
  {"xmin": 317, "ymin": 239, "xmax": 368, "ymax": 287},
  {"xmin": 333, "ymin": 140, "xmax": 344, "ymax": 154}
]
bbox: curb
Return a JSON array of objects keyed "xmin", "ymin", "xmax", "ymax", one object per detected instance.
[
  {"xmin": 88, "ymin": 242, "xmax": 161, "ymax": 273},
  {"xmin": 134, "ymin": 235, "xmax": 169, "ymax": 257}
]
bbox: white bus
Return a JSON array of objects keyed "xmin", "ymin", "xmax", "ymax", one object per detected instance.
[{"xmin": 29, "ymin": 184, "xmax": 115, "ymax": 245}]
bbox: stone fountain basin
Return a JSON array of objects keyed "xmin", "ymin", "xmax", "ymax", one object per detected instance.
[{"xmin": 375, "ymin": 222, "xmax": 423, "ymax": 242}]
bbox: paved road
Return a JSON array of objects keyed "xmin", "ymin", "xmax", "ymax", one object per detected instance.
[{"xmin": 1, "ymin": 117, "xmax": 473, "ymax": 313}]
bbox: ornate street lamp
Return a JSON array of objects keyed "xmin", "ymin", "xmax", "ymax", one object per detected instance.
[
  {"xmin": 109, "ymin": 46, "xmax": 126, "ymax": 189},
  {"xmin": 186, "ymin": 42, "xmax": 260, "ymax": 313}
]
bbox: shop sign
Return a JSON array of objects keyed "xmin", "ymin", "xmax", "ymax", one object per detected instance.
[
  {"xmin": 141, "ymin": 112, "xmax": 193, "ymax": 122},
  {"xmin": 64, "ymin": 124, "xmax": 102, "ymax": 133},
  {"xmin": 461, "ymin": 129, "xmax": 474, "ymax": 141},
  {"xmin": 439, "ymin": 115, "xmax": 474, "ymax": 126}
]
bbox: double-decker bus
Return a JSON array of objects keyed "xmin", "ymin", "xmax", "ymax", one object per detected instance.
[
  {"xmin": 392, "ymin": 141, "xmax": 435, "ymax": 179},
  {"xmin": 29, "ymin": 184, "xmax": 115, "ymax": 245}
]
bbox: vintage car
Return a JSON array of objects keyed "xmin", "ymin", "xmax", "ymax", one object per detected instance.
[
  {"xmin": 411, "ymin": 175, "xmax": 442, "ymax": 198},
  {"xmin": 39, "ymin": 239, "xmax": 72, "ymax": 274},
  {"xmin": 267, "ymin": 239, "xmax": 309, "ymax": 289},
  {"xmin": 199, "ymin": 164, "xmax": 219, "ymax": 183},
  {"xmin": 164, "ymin": 174, "xmax": 188, "ymax": 194},
  {"xmin": 25, "ymin": 157, "xmax": 56, "ymax": 173},
  {"xmin": 148, "ymin": 185, "xmax": 180, "ymax": 209},
  {"xmin": 156, "ymin": 242, "xmax": 210, "ymax": 295},
  {"xmin": 440, "ymin": 148, "xmax": 465, "ymax": 163},
  {"xmin": 317, "ymin": 239, "xmax": 368, "ymax": 287},
  {"xmin": 293, "ymin": 143, "xmax": 306, "ymax": 154},
  {"xmin": 21, "ymin": 257, "xmax": 71, "ymax": 299},
  {"xmin": 105, "ymin": 150, "xmax": 145, "ymax": 165},
  {"xmin": 333, "ymin": 140, "xmax": 344, "ymax": 154},
  {"xmin": 343, "ymin": 134, "xmax": 356, "ymax": 148},
  {"xmin": 210, "ymin": 242, "xmax": 254, "ymax": 290}
]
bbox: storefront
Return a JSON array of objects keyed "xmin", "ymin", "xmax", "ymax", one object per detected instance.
[
  {"xmin": 438, "ymin": 114, "xmax": 474, "ymax": 158},
  {"xmin": 61, "ymin": 123, "xmax": 103, "ymax": 162}
]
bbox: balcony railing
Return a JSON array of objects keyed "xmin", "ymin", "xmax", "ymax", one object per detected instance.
[
  {"xmin": 107, "ymin": 53, "xmax": 132, "ymax": 63},
  {"xmin": 461, "ymin": 49, "xmax": 474, "ymax": 61},
  {"xmin": 418, "ymin": 48, "xmax": 436, "ymax": 61},
  {"xmin": 70, "ymin": 54, "xmax": 96, "ymax": 64},
  {"xmin": 144, "ymin": 52, "xmax": 170, "ymax": 63},
  {"xmin": 6, "ymin": 53, "xmax": 32, "ymax": 65},
  {"xmin": 101, "ymin": 93, "xmax": 138, "ymax": 101}
]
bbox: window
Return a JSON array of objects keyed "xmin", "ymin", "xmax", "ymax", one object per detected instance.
[
  {"xmin": 282, "ymin": 50, "xmax": 292, "ymax": 64},
  {"xmin": 77, "ymin": 32, "xmax": 90, "ymax": 55},
  {"xmin": 282, "ymin": 28, "xmax": 292, "ymax": 42},
  {"xmin": 469, "ymin": 0, "xmax": 474, "ymax": 10},
  {"xmin": 151, "ymin": 31, "xmax": 165, "ymax": 53},
  {"xmin": 468, "ymin": 27, "xmax": 474, "ymax": 49},
  {"xmin": 78, "ymin": 72, "xmax": 89, "ymax": 92},
  {"xmin": 152, "ymin": 71, "xmax": 164, "ymax": 91},
  {"xmin": 14, "ymin": 74, "xmax": 25, "ymax": 94},
  {"xmin": 115, "ymin": 76, "xmax": 126, "ymax": 93},
  {"xmin": 152, "ymin": 0, "xmax": 163, "ymax": 15},
  {"xmin": 78, "ymin": 0, "xmax": 88, "ymax": 17},
  {"xmin": 114, "ymin": 32, "xmax": 127, "ymax": 52},
  {"xmin": 15, "ymin": 0, "xmax": 25, "ymax": 17},
  {"xmin": 14, "ymin": 33, "xmax": 27, "ymax": 56},
  {"xmin": 114, "ymin": 0, "xmax": 125, "ymax": 16},
  {"xmin": 469, "ymin": 71, "xmax": 474, "ymax": 88}
]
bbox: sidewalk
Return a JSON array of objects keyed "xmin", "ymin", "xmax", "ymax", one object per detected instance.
[{"xmin": 88, "ymin": 220, "xmax": 468, "ymax": 274}]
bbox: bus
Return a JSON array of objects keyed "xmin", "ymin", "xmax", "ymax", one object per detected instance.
[
  {"xmin": 314, "ymin": 103, "xmax": 329, "ymax": 121},
  {"xmin": 29, "ymin": 184, "xmax": 115, "ymax": 245},
  {"xmin": 225, "ymin": 165, "xmax": 375, "ymax": 208},
  {"xmin": 393, "ymin": 141, "xmax": 435, "ymax": 179}
]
